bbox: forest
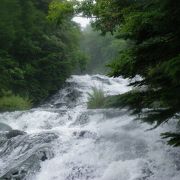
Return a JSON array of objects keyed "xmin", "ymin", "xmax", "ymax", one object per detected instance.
[
  {"xmin": 0, "ymin": 0, "xmax": 180, "ymax": 179},
  {"xmin": 80, "ymin": 25, "xmax": 124, "ymax": 74},
  {"xmin": 0, "ymin": 0, "xmax": 87, "ymax": 111}
]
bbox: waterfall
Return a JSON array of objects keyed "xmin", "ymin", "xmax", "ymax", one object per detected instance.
[{"xmin": 0, "ymin": 75, "xmax": 180, "ymax": 180}]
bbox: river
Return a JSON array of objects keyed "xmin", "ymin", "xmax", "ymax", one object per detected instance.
[{"xmin": 0, "ymin": 75, "xmax": 180, "ymax": 180}]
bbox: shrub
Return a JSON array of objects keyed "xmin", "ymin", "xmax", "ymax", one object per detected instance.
[
  {"xmin": 0, "ymin": 94, "xmax": 32, "ymax": 112},
  {"xmin": 87, "ymin": 87, "xmax": 106, "ymax": 109}
]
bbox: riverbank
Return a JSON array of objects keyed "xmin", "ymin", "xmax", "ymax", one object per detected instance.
[{"xmin": 0, "ymin": 93, "xmax": 31, "ymax": 112}]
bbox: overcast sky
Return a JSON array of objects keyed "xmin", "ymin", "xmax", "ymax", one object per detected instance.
[{"xmin": 73, "ymin": 17, "xmax": 90, "ymax": 28}]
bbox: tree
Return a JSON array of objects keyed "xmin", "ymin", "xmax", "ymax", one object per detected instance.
[
  {"xmin": 0, "ymin": 0, "xmax": 87, "ymax": 109},
  {"xmin": 79, "ymin": 0, "xmax": 180, "ymax": 146},
  {"xmin": 80, "ymin": 26, "xmax": 123, "ymax": 74}
]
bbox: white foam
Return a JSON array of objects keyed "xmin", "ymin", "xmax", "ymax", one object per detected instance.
[{"xmin": 0, "ymin": 75, "xmax": 180, "ymax": 180}]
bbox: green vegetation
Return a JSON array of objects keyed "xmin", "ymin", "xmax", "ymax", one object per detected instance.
[
  {"xmin": 80, "ymin": 26, "xmax": 126, "ymax": 74},
  {"xmin": 0, "ymin": 0, "xmax": 87, "ymax": 111},
  {"xmin": 87, "ymin": 87, "xmax": 106, "ymax": 109},
  {"xmin": 0, "ymin": 94, "xmax": 31, "ymax": 112},
  {"xmin": 1, "ymin": 0, "xmax": 180, "ymax": 146},
  {"xmin": 80, "ymin": 0, "xmax": 180, "ymax": 146}
]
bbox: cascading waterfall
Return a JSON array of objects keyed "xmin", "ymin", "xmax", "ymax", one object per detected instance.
[{"xmin": 0, "ymin": 75, "xmax": 180, "ymax": 180}]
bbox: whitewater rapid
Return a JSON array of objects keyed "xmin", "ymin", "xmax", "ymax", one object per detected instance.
[{"xmin": 0, "ymin": 75, "xmax": 180, "ymax": 180}]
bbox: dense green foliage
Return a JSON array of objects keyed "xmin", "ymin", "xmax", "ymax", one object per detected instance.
[
  {"xmin": 80, "ymin": 0, "xmax": 180, "ymax": 146},
  {"xmin": 0, "ymin": 0, "xmax": 86, "ymax": 110},
  {"xmin": 80, "ymin": 26, "xmax": 125, "ymax": 74}
]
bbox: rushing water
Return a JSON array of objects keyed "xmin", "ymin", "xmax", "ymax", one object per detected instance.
[{"xmin": 0, "ymin": 74, "xmax": 180, "ymax": 180}]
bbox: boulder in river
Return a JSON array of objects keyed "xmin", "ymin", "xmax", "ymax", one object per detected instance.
[
  {"xmin": 0, "ymin": 122, "xmax": 12, "ymax": 131},
  {"xmin": 5, "ymin": 130, "xmax": 26, "ymax": 139},
  {"xmin": 0, "ymin": 132, "xmax": 58, "ymax": 179}
]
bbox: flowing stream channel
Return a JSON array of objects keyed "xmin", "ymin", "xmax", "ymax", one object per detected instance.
[{"xmin": 0, "ymin": 74, "xmax": 180, "ymax": 180}]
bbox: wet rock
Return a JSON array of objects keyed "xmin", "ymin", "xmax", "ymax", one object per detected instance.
[
  {"xmin": 45, "ymin": 84, "xmax": 81, "ymax": 109},
  {"xmin": 73, "ymin": 130, "xmax": 97, "ymax": 139},
  {"xmin": 0, "ymin": 129, "xmax": 26, "ymax": 147},
  {"xmin": 71, "ymin": 112, "xmax": 90, "ymax": 126},
  {"xmin": 0, "ymin": 134, "xmax": 7, "ymax": 146},
  {"xmin": 5, "ymin": 130, "xmax": 26, "ymax": 139},
  {"xmin": 0, "ymin": 132, "xmax": 58, "ymax": 179},
  {"xmin": 0, "ymin": 122, "xmax": 12, "ymax": 131}
]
